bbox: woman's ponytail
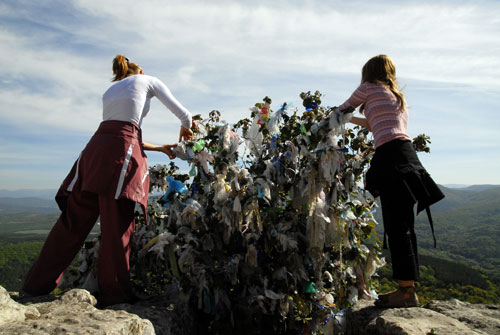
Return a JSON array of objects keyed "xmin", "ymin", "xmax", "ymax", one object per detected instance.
[
  {"xmin": 112, "ymin": 55, "xmax": 129, "ymax": 82},
  {"xmin": 112, "ymin": 55, "xmax": 141, "ymax": 81}
]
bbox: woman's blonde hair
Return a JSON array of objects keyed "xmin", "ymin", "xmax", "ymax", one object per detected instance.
[
  {"xmin": 112, "ymin": 54, "xmax": 141, "ymax": 82},
  {"xmin": 360, "ymin": 55, "xmax": 406, "ymax": 112}
]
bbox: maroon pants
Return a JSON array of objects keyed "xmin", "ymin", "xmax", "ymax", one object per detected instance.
[{"xmin": 23, "ymin": 190, "xmax": 136, "ymax": 306}]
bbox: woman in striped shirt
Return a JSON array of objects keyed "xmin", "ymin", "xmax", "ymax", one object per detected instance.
[{"xmin": 339, "ymin": 55, "xmax": 444, "ymax": 308}]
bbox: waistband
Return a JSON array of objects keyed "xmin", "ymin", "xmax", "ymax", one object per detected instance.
[
  {"xmin": 95, "ymin": 120, "xmax": 142, "ymax": 138},
  {"xmin": 375, "ymin": 138, "xmax": 411, "ymax": 155}
]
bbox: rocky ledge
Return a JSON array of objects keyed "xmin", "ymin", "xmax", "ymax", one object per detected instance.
[
  {"xmin": 1, "ymin": 285, "xmax": 499, "ymax": 334},
  {"xmin": 346, "ymin": 299, "xmax": 500, "ymax": 335},
  {"xmin": 0, "ymin": 285, "xmax": 193, "ymax": 335}
]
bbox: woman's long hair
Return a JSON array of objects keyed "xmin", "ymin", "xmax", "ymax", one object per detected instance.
[
  {"xmin": 360, "ymin": 55, "xmax": 406, "ymax": 113},
  {"xmin": 112, "ymin": 55, "xmax": 141, "ymax": 82}
]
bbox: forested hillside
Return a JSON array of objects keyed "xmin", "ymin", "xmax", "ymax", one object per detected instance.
[
  {"xmin": 0, "ymin": 196, "xmax": 59, "ymax": 242},
  {"xmin": 415, "ymin": 185, "xmax": 500, "ymax": 280},
  {"xmin": 0, "ymin": 241, "xmax": 44, "ymax": 291},
  {"xmin": 369, "ymin": 185, "xmax": 500, "ymax": 280},
  {"xmin": 0, "ymin": 197, "xmax": 88, "ymax": 292},
  {"xmin": 376, "ymin": 253, "xmax": 500, "ymax": 305}
]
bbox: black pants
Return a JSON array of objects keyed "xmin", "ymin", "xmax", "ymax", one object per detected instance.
[{"xmin": 380, "ymin": 192, "xmax": 419, "ymax": 281}]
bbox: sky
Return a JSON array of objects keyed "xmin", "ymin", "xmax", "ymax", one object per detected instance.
[{"xmin": 1, "ymin": 0, "xmax": 499, "ymax": 190}]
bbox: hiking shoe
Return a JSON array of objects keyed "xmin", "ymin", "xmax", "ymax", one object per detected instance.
[
  {"xmin": 375, "ymin": 286, "xmax": 419, "ymax": 308},
  {"xmin": 376, "ymin": 288, "xmax": 398, "ymax": 302}
]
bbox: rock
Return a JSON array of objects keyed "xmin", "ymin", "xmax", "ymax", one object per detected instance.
[
  {"xmin": 0, "ymin": 285, "xmax": 40, "ymax": 326},
  {"xmin": 426, "ymin": 299, "xmax": 500, "ymax": 335},
  {"xmin": 0, "ymin": 286, "xmax": 155, "ymax": 335},
  {"xmin": 108, "ymin": 293, "xmax": 195, "ymax": 335},
  {"xmin": 346, "ymin": 299, "xmax": 500, "ymax": 335},
  {"xmin": 3, "ymin": 284, "xmax": 499, "ymax": 335}
]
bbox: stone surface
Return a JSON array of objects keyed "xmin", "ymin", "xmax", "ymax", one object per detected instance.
[
  {"xmin": 426, "ymin": 299, "xmax": 500, "ymax": 335},
  {"xmin": 0, "ymin": 286, "xmax": 155, "ymax": 335},
  {"xmin": 3, "ymin": 284, "xmax": 499, "ymax": 335},
  {"xmin": 0, "ymin": 285, "xmax": 40, "ymax": 327},
  {"xmin": 108, "ymin": 293, "xmax": 195, "ymax": 335},
  {"xmin": 346, "ymin": 299, "xmax": 500, "ymax": 335}
]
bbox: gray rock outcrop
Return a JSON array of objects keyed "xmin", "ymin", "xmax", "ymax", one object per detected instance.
[
  {"xmin": 346, "ymin": 299, "xmax": 500, "ymax": 335},
  {"xmin": 107, "ymin": 293, "xmax": 195, "ymax": 335},
  {"xmin": 0, "ymin": 285, "xmax": 40, "ymax": 327},
  {"xmin": 426, "ymin": 299, "xmax": 500, "ymax": 335},
  {"xmin": 2, "ymin": 284, "xmax": 499, "ymax": 335},
  {"xmin": 0, "ymin": 285, "xmax": 155, "ymax": 335}
]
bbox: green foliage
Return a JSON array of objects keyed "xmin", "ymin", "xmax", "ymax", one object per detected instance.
[
  {"xmin": 0, "ymin": 241, "xmax": 43, "ymax": 291},
  {"xmin": 414, "ymin": 187, "xmax": 500, "ymax": 281},
  {"xmin": 419, "ymin": 255, "xmax": 490, "ymax": 289},
  {"xmin": 371, "ymin": 185, "xmax": 500, "ymax": 282},
  {"xmin": 375, "ymin": 254, "xmax": 500, "ymax": 305},
  {"xmin": 412, "ymin": 134, "xmax": 431, "ymax": 153},
  {"xmin": 0, "ymin": 212, "xmax": 59, "ymax": 240}
]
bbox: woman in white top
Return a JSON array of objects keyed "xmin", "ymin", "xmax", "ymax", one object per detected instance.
[{"xmin": 23, "ymin": 55, "xmax": 194, "ymax": 306}]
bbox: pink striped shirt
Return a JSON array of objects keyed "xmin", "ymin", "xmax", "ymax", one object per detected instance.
[{"xmin": 339, "ymin": 82, "xmax": 411, "ymax": 148}]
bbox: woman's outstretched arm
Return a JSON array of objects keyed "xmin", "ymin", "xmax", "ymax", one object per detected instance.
[{"xmin": 142, "ymin": 142, "xmax": 177, "ymax": 159}]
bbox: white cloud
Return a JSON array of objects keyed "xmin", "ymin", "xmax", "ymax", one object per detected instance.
[
  {"xmin": 174, "ymin": 66, "xmax": 211, "ymax": 93},
  {"xmin": 1, "ymin": 0, "xmax": 500, "ymax": 188},
  {"xmin": 69, "ymin": 0, "xmax": 500, "ymax": 90},
  {"xmin": 0, "ymin": 88, "xmax": 101, "ymax": 132}
]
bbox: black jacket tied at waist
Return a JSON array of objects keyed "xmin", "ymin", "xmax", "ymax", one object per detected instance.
[{"xmin": 366, "ymin": 139, "xmax": 445, "ymax": 247}]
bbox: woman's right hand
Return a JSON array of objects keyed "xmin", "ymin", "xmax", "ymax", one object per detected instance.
[{"xmin": 179, "ymin": 125, "xmax": 194, "ymax": 142}]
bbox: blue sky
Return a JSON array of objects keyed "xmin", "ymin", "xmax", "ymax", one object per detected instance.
[{"xmin": 1, "ymin": 0, "xmax": 499, "ymax": 190}]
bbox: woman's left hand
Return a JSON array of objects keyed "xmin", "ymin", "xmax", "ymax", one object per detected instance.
[
  {"xmin": 142, "ymin": 141, "xmax": 177, "ymax": 159},
  {"xmin": 159, "ymin": 144, "xmax": 177, "ymax": 159}
]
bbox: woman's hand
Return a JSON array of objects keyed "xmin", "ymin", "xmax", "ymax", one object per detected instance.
[
  {"xmin": 179, "ymin": 125, "xmax": 194, "ymax": 142},
  {"xmin": 158, "ymin": 144, "xmax": 177, "ymax": 159},
  {"xmin": 191, "ymin": 119, "xmax": 199, "ymax": 131},
  {"xmin": 142, "ymin": 142, "xmax": 177, "ymax": 159}
]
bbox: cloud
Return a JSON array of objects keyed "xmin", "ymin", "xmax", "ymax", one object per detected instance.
[
  {"xmin": 0, "ymin": 27, "xmax": 109, "ymax": 131},
  {"xmin": 174, "ymin": 66, "xmax": 211, "ymax": 93},
  {"xmin": 1, "ymin": 0, "xmax": 500, "ymax": 188},
  {"xmin": 3, "ymin": 1, "xmax": 499, "ymax": 119},
  {"xmin": 68, "ymin": 0, "xmax": 500, "ymax": 89}
]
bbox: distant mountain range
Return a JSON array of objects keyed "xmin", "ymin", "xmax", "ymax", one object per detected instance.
[
  {"xmin": 0, "ymin": 189, "xmax": 57, "ymax": 199},
  {"xmin": 442, "ymin": 184, "xmax": 500, "ymax": 191},
  {"xmin": 2, "ymin": 185, "xmax": 498, "ymax": 198},
  {"xmin": 1, "ymin": 184, "xmax": 499, "ymax": 216},
  {"xmin": 0, "ymin": 196, "xmax": 59, "ymax": 213}
]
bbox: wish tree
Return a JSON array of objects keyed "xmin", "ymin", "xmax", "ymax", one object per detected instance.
[{"xmin": 77, "ymin": 92, "xmax": 389, "ymax": 334}]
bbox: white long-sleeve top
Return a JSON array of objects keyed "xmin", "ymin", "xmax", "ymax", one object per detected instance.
[{"xmin": 102, "ymin": 74, "xmax": 192, "ymax": 128}]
